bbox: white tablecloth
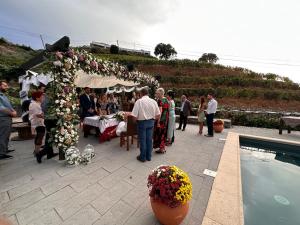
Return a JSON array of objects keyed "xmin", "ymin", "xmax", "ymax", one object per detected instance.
[{"xmin": 84, "ymin": 115, "xmax": 119, "ymax": 133}]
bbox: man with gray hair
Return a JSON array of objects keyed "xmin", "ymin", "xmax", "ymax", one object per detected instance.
[{"xmin": 131, "ymin": 87, "xmax": 160, "ymax": 162}]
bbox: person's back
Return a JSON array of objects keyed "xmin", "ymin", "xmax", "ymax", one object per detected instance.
[{"xmin": 133, "ymin": 95, "xmax": 158, "ymax": 120}]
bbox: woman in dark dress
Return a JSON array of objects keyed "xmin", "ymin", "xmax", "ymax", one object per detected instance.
[{"xmin": 153, "ymin": 88, "xmax": 169, "ymax": 154}]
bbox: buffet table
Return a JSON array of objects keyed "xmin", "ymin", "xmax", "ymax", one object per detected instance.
[
  {"xmin": 83, "ymin": 114, "xmax": 119, "ymax": 142},
  {"xmin": 279, "ymin": 116, "xmax": 300, "ymax": 134}
]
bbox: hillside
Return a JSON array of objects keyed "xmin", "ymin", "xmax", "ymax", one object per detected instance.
[
  {"xmin": 0, "ymin": 37, "xmax": 38, "ymax": 79},
  {"xmin": 1, "ymin": 38, "xmax": 300, "ymax": 112}
]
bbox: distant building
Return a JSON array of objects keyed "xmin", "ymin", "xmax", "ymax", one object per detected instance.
[
  {"xmin": 90, "ymin": 41, "xmax": 151, "ymax": 56},
  {"xmin": 90, "ymin": 41, "xmax": 110, "ymax": 49}
]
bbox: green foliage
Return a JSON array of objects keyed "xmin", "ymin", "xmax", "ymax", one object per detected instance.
[
  {"xmin": 154, "ymin": 43, "xmax": 177, "ymax": 60},
  {"xmin": 110, "ymin": 45, "xmax": 119, "ymax": 54},
  {"xmin": 198, "ymin": 53, "xmax": 219, "ymax": 63}
]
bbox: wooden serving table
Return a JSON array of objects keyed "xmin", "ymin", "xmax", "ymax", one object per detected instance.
[{"xmin": 279, "ymin": 116, "xmax": 300, "ymax": 134}]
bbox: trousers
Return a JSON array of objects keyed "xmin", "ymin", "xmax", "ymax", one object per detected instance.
[
  {"xmin": 137, "ymin": 119, "xmax": 155, "ymax": 161},
  {"xmin": 206, "ymin": 113, "xmax": 214, "ymax": 136},
  {"xmin": 0, "ymin": 117, "xmax": 12, "ymax": 154},
  {"xmin": 178, "ymin": 111, "xmax": 188, "ymax": 129}
]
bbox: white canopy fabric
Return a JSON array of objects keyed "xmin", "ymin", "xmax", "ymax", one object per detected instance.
[{"xmin": 74, "ymin": 70, "xmax": 138, "ymax": 88}]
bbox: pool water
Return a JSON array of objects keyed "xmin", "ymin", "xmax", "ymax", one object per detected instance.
[{"xmin": 240, "ymin": 137, "xmax": 300, "ymax": 225}]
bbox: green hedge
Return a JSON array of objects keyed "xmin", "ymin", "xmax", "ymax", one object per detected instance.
[{"xmin": 171, "ymin": 87, "xmax": 300, "ymax": 101}]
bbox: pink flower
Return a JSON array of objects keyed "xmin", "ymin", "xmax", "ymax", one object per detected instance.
[
  {"xmin": 67, "ymin": 49, "xmax": 74, "ymax": 58},
  {"xmin": 90, "ymin": 61, "xmax": 98, "ymax": 70},
  {"xmin": 78, "ymin": 55, "xmax": 85, "ymax": 62},
  {"xmin": 55, "ymin": 51, "xmax": 63, "ymax": 60}
]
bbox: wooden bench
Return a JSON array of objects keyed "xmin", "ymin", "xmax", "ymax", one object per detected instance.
[{"xmin": 11, "ymin": 122, "xmax": 34, "ymax": 140}]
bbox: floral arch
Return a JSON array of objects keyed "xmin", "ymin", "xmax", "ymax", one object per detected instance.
[{"xmin": 46, "ymin": 49, "xmax": 159, "ymax": 157}]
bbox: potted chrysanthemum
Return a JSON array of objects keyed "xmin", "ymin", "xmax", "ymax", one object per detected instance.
[{"xmin": 147, "ymin": 165, "xmax": 192, "ymax": 225}]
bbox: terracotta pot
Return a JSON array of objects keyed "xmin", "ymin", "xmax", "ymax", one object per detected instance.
[
  {"xmin": 150, "ymin": 198, "xmax": 189, "ymax": 225},
  {"xmin": 213, "ymin": 124, "xmax": 224, "ymax": 133}
]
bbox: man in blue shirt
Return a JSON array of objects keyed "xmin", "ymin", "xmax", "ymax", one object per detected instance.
[{"xmin": 0, "ymin": 80, "xmax": 17, "ymax": 159}]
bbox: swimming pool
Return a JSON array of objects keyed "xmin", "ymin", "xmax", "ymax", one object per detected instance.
[{"xmin": 240, "ymin": 136, "xmax": 300, "ymax": 225}]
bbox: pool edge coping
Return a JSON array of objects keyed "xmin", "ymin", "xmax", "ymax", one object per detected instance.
[{"xmin": 201, "ymin": 132, "xmax": 244, "ymax": 225}]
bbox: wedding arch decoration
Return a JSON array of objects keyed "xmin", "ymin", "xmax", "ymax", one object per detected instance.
[{"xmin": 46, "ymin": 49, "xmax": 159, "ymax": 159}]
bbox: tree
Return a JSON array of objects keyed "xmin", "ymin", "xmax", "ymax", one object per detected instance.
[
  {"xmin": 198, "ymin": 53, "xmax": 219, "ymax": 63},
  {"xmin": 110, "ymin": 45, "xmax": 119, "ymax": 54},
  {"xmin": 154, "ymin": 43, "xmax": 177, "ymax": 60}
]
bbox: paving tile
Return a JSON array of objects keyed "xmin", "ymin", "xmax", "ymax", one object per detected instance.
[
  {"xmin": 93, "ymin": 200, "xmax": 134, "ymax": 225},
  {"xmin": 28, "ymin": 209, "xmax": 62, "ymax": 225},
  {"xmin": 0, "ymin": 175, "xmax": 32, "ymax": 193},
  {"xmin": 0, "ymin": 191, "xmax": 9, "ymax": 206},
  {"xmin": 56, "ymin": 183, "xmax": 104, "ymax": 220},
  {"xmin": 201, "ymin": 217, "xmax": 222, "ymax": 225},
  {"xmin": 98, "ymin": 166, "xmax": 132, "ymax": 189},
  {"xmin": 61, "ymin": 204, "xmax": 100, "ymax": 225},
  {"xmin": 213, "ymin": 171, "xmax": 238, "ymax": 196},
  {"xmin": 123, "ymin": 165, "xmax": 151, "ymax": 186},
  {"xmin": 191, "ymin": 187, "xmax": 212, "ymax": 221},
  {"xmin": 188, "ymin": 174, "xmax": 204, "ymax": 199},
  {"xmin": 56, "ymin": 166, "xmax": 81, "ymax": 177},
  {"xmin": 16, "ymin": 186, "xmax": 76, "ymax": 225},
  {"xmin": 187, "ymin": 216, "xmax": 203, "ymax": 225},
  {"xmin": 8, "ymin": 172, "xmax": 59, "ymax": 200},
  {"xmin": 101, "ymin": 158, "xmax": 130, "ymax": 173},
  {"xmin": 70, "ymin": 168, "xmax": 109, "ymax": 193},
  {"xmin": 122, "ymin": 185, "xmax": 148, "ymax": 208},
  {"xmin": 40, "ymin": 171, "xmax": 85, "ymax": 196},
  {"xmin": 123, "ymin": 198, "xmax": 157, "ymax": 225},
  {"xmin": 205, "ymin": 189, "xmax": 239, "ymax": 225},
  {"xmin": 0, "ymin": 188, "xmax": 45, "ymax": 217},
  {"xmin": 91, "ymin": 181, "xmax": 133, "ymax": 215},
  {"xmin": 78, "ymin": 158, "xmax": 110, "ymax": 175},
  {"xmin": 8, "ymin": 215, "xmax": 19, "ymax": 225}
]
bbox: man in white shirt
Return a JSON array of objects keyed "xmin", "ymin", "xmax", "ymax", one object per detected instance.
[
  {"xmin": 131, "ymin": 87, "xmax": 160, "ymax": 162},
  {"xmin": 205, "ymin": 92, "xmax": 218, "ymax": 137}
]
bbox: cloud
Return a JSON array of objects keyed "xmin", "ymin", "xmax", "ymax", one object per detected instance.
[{"xmin": 0, "ymin": 0, "xmax": 178, "ymax": 46}]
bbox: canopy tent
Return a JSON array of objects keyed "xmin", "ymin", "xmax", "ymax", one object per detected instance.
[{"xmin": 74, "ymin": 70, "xmax": 138, "ymax": 88}]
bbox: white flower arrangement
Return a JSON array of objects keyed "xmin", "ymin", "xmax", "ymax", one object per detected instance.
[{"xmin": 65, "ymin": 145, "xmax": 95, "ymax": 166}]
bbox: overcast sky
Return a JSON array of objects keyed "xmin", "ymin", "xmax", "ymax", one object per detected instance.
[{"xmin": 1, "ymin": 0, "xmax": 300, "ymax": 83}]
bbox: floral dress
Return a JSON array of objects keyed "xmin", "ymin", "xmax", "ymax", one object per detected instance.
[{"xmin": 153, "ymin": 97, "xmax": 169, "ymax": 150}]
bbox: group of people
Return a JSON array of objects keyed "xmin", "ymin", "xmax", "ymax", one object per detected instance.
[
  {"xmin": 132, "ymin": 87, "xmax": 218, "ymax": 162},
  {"xmin": 0, "ymin": 81, "xmax": 58, "ymax": 162},
  {"xmin": 1, "ymin": 79, "xmax": 218, "ymax": 164},
  {"xmin": 79, "ymin": 87, "xmax": 120, "ymax": 119}
]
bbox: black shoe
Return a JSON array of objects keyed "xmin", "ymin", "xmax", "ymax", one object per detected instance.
[
  {"xmin": 146, "ymin": 158, "xmax": 151, "ymax": 161},
  {"xmin": 155, "ymin": 149, "xmax": 166, "ymax": 154},
  {"xmin": 36, "ymin": 151, "xmax": 44, "ymax": 163},
  {"xmin": 47, "ymin": 153, "xmax": 59, "ymax": 159},
  {"xmin": 0, "ymin": 154, "xmax": 13, "ymax": 160},
  {"xmin": 136, "ymin": 156, "xmax": 146, "ymax": 162},
  {"xmin": 7, "ymin": 149, "xmax": 15, "ymax": 153},
  {"xmin": 182, "ymin": 129, "xmax": 185, "ymax": 131},
  {"xmin": 204, "ymin": 134, "xmax": 213, "ymax": 137},
  {"xmin": 176, "ymin": 128, "xmax": 181, "ymax": 130}
]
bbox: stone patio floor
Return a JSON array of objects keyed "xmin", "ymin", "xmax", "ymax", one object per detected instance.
[{"xmin": 0, "ymin": 124, "xmax": 299, "ymax": 225}]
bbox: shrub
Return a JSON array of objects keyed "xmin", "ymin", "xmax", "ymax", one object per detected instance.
[{"xmin": 110, "ymin": 45, "xmax": 119, "ymax": 54}]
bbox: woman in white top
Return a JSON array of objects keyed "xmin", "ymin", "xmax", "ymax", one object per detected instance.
[
  {"xmin": 29, "ymin": 91, "xmax": 45, "ymax": 163},
  {"xmin": 166, "ymin": 90, "xmax": 176, "ymax": 145}
]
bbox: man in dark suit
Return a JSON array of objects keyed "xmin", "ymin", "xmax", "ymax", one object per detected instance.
[
  {"xmin": 177, "ymin": 95, "xmax": 192, "ymax": 131},
  {"xmin": 79, "ymin": 87, "xmax": 96, "ymax": 119},
  {"xmin": 80, "ymin": 87, "xmax": 97, "ymax": 138}
]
